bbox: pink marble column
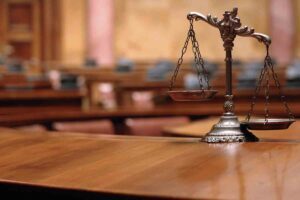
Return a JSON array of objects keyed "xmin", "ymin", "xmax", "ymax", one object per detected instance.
[
  {"xmin": 87, "ymin": 0, "xmax": 114, "ymax": 66},
  {"xmin": 270, "ymin": 0, "xmax": 295, "ymax": 65}
]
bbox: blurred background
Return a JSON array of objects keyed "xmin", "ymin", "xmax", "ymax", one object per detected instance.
[{"xmin": 0, "ymin": 0, "xmax": 299, "ymax": 136}]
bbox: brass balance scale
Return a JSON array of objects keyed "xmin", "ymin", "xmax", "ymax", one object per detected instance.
[{"xmin": 168, "ymin": 7, "xmax": 295, "ymax": 143}]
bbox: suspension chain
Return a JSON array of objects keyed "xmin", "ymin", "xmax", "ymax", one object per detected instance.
[
  {"xmin": 246, "ymin": 45, "xmax": 294, "ymax": 121},
  {"xmin": 169, "ymin": 19, "xmax": 210, "ymax": 91},
  {"xmin": 265, "ymin": 48, "xmax": 294, "ymax": 120},
  {"xmin": 246, "ymin": 60, "xmax": 267, "ymax": 121},
  {"xmin": 190, "ymin": 29, "xmax": 204, "ymax": 89},
  {"xmin": 169, "ymin": 21, "xmax": 192, "ymax": 91},
  {"xmin": 264, "ymin": 59, "xmax": 270, "ymax": 122},
  {"xmin": 189, "ymin": 20, "xmax": 210, "ymax": 89}
]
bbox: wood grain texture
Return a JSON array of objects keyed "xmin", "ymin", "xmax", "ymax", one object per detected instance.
[{"xmin": 0, "ymin": 129, "xmax": 300, "ymax": 199}]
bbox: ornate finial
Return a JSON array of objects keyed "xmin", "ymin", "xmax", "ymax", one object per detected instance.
[{"xmin": 231, "ymin": 7, "xmax": 238, "ymax": 18}]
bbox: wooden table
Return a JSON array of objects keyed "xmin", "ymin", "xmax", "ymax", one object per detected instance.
[{"xmin": 0, "ymin": 129, "xmax": 300, "ymax": 199}]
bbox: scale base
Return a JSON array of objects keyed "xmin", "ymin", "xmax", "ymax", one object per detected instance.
[{"xmin": 202, "ymin": 115, "xmax": 259, "ymax": 143}]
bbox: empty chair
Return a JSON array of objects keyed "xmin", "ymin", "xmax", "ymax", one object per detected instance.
[
  {"xmin": 6, "ymin": 59, "xmax": 24, "ymax": 73},
  {"xmin": 115, "ymin": 58, "xmax": 134, "ymax": 73},
  {"xmin": 237, "ymin": 61, "xmax": 263, "ymax": 88},
  {"xmin": 286, "ymin": 59, "xmax": 300, "ymax": 87},
  {"xmin": 191, "ymin": 60, "xmax": 219, "ymax": 78},
  {"xmin": 125, "ymin": 117, "xmax": 190, "ymax": 136},
  {"xmin": 53, "ymin": 120, "xmax": 114, "ymax": 134},
  {"xmin": 232, "ymin": 59, "xmax": 243, "ymax": 68},
  {"xmin": 59, "ymin": 73, "xmax": 79, "ymax": 89},
  {"xmin": 155, "ymin": 60, "xmax": 174, "ymax": 73},
  {"xmin": 146, "ymin": 60, "xmax": 175, "ymax": 81},
  {"xmin": 184, "ymin": 73, "xmax": 207, "ymax": 90},
  {"xmin": 84, "ymin": 57, "xmax": 98, "ymax": 68}
]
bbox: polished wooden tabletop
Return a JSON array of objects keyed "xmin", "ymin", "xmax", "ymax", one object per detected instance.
[{"xmin": 0, "ymin": 128, "xmax": 300, "ymax": 199}]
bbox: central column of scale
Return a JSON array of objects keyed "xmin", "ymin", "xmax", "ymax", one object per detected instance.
[
  {"xmin": 226, "ymin": 50, "xmax": 232, "ymax": 95},
  {"xmin": 223, "ymin": 47, "xmax": 235, "ymax": 116},
  {"xmin": 202, "ymin": 22, "xmax": 258, "ymax": 143}
]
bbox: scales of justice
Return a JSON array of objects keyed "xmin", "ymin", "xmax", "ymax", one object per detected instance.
[{"xmin": 168, "ymin": 7, "xmax": 295, "ymax": 143}]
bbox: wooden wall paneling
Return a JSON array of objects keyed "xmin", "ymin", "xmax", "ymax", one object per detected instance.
[
  {"xmin": 8, "ymin": 2, "xmax": 32, "ymax": 31},
  {"xmin": 2, "ymin": 0, "xmax": 41, "ymax": 62},
  {"xmin": 1, "ymin": 0, "xmax": 63, "ymax": 72},
  {"xmin": 32, "ymin": 0, "xmax": 41, "ymax": 62},
  {"xmin": 9, "ymin": 41, "xmax": 31, "ymax": 59},
  {"xmin": 41, "ymin": 0, "xmax": 61, "ymax": 63}
]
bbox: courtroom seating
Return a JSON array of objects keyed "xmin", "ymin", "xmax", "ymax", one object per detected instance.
[
  {"xmin": 14, "ymin": 124, "xmax": 47, "ymax": 132},
  {"xmin": 237, "ymin": 61, "xmax": 262, "ymax": 88},
  {"xmin": 193, "ymin": 60, "xmax": 219, "ymax": 77},
  {"xmin": 115, "ymin": 58, "xmax": 134, "ymax": 73},
  {"xmin": 232, "ymin": 59, "xmax": 243, "ymax": 68},
  {"xmin": 60, "ymin": 74, "xmax": 79, "ymax": 89},
  {"xmin": 84, "ymin": 57, "xmax": 98, "ymax": 68},
  {"xmin": 125, "ymin": 116, "xmax": 190, "ymax": 136},
  {"xmin": 146, "ymin": 60, "xmax": 174, "ymax": 81},
  {"xmin": 0, "ymin": 73, "xmax": 27, "ymax": 82},
  {"xmin": 286, "ymin": 59, "xmax": 300, "ymax": 87},
  {"xmin": 6, "ymin": 59, "xmax": 24, "ymax": 73},
  {"xmin": 184, "ymin": 73, "xmax": 207, "ymax": 89},
  {"xmin": 0, "ymin": 74, "xmax": 51, "ymax": 90},
  {"xmin": 52, "ymin": 120, "xmax": 114, "ymax": 134}
]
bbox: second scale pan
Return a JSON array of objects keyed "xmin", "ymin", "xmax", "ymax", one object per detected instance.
[
  {"xmin": 168, "ymin": 89, "xmax": 218, "ymax": 101},
  {"xmin": 241, "ymin": 118, "xmax": 295, "ymax": 130}
]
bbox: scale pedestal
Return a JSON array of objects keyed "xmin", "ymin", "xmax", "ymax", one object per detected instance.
[
  {"xmin": 203, "ymin": 115, "xmax": 258, "ymax": 143},
  {"xmin": 203, "ymin": 95, "xmax": 259, "ymax": 143}
]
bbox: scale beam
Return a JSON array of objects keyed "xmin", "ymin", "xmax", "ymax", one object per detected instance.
[{"xmin": 187, "ymin": 8, "xmax": 271, "ymax": 46}]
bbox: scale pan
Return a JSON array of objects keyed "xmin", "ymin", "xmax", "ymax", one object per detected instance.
[
  {"xmin": 168, "ymin": 90, "xmax": 218, "ymax": 101},
  {"xmin": 241, "ymin": 118, "xmax": 295, "ymax": 130}
]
